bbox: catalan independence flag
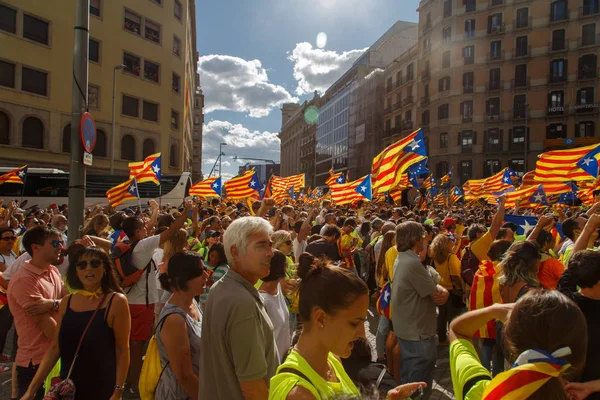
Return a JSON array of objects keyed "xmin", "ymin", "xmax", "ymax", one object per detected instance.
[
  {"xmin": 433, "ymin": 192, "xmax": 446, "ymax": 207},
  {"xmin": 468, "ymin": 260, "xmax": 502, "ymax": 339},
  {"xmin": 189, "ymin": 176, "xmax": 222, "ymax": 198},
  {"xmin": 286, "ymin": 173, "xmax": 305, "ymax": 189},
  {"xmin": 535, "ymin": 143, "xmax": 600, "ymax": 182},
  {"xmin": 224, "ymin": 169, "xmax": 261, "ymax": 199},
  {"xmin": 449, "ymin": 186, "xmax": 463, "ymax": 205},
  {"xmin": 129, "ymin": 153, "xmax": 161, "ymax": 185},
  {"xmin": 423, "ymin": 175, "xmax": 435, "ymax": 190},
  {"xmin": 325, "ymin": 169, "xmax": 346, "ymax": 186},
  {"xmin": 0, "ymin": 165, "xmax": 27, "ymax": 185},
  {"xmin": 440, "ymin": 168, "xmax": 452, "ymax": 185},
  {"xmin": 372, "ymin": 128, "xmax": 427, "ymax": 194},
  {"xmin": 106, "ymin": 177, "xmax": 139, "ymax": 207},
  {"xmin": 330, "ymin": 175, "xmax": 372, "ymax": 205}
]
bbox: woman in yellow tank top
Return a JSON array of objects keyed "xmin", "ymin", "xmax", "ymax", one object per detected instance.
[{"xmin": 269, "ymin": 256, "xmax": 425, "ymax": 400}]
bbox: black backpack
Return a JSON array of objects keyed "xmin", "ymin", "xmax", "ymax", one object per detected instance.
[{"xmin": 460, "ymin": 246, "xmax": 480, "ymax": 287}]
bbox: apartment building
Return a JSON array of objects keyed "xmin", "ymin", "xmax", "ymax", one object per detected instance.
[
  {"xmin": 0, "ymin": 0, "xmax": 199, "ymax": 175},
  {"xmin": 192, "ymin": 83, "xmax": 204, "ymax": 183},
  {"xmin": 415, "ymin": 0, "xmax": 599, "ymax": 184}
]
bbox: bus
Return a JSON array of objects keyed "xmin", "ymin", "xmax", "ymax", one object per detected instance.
[{"xmin": 0, "ymin": 167, "xmax": 192, "ymax": 209}]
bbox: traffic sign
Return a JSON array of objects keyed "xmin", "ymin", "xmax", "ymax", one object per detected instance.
[
  {"xmin": 79, "ymin": 112, "xmax": 96, "ymax": 153},
  {"xmin": 83, "ymin": 151, "xmax": 93, "ymax": 166}
]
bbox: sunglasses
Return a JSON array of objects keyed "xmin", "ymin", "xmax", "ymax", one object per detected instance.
[
  {"xmin": 76, "ymin": 259, "xmax": 103, "ymax": 270},
  {"xmin": 285, "ymin": 240, "xmax": 292, "ymax": 245},
  {"xmin": 50, "ymin": 240, "xmax": 65, "ymax": 248},
  {"xmin": 0, "ymin": 236, "xmax": 16, "ymax": 241}
]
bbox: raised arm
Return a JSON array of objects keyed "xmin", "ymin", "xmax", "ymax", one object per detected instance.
[
  {"xmin": 573, "ymin": 214, "xmax": 600, "ymax": 256},
  {"xmin": 488, "ymin": 195, "xmax": 506, "ymax": 240},
  {"xmin": 159, "ymin": 200, "xmax": 193, "ymax": 246},
  {"xmin": 527, "ymin": 215, "xmax": 554, "ymax": 242}
]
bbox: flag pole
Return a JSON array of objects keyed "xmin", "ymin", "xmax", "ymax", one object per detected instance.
[{"xmin": 20, "ymin": 172, "xmax": 27, "ymax": 206}]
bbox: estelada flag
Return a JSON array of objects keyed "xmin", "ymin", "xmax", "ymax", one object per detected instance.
[
  {"xmin": 106, "ymin": 177, "xmax": 139, "ymax": 207},
  {"xmin": 129, "ymin": 153, "xmax": 161, "ymax": 185},
  {"xmin": 0, "ymin": 165, "xmax": 27, "ymax": 185}
]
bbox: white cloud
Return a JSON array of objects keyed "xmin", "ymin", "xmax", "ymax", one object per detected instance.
[
  {"xmin": 198, "ymin": 55, "xmax": 298, "ymax": 118},
  {"xmin": 288, "ymin": 42, "xmax": 367, "ymax": 95},
  {"xmin": 202, "ymin": 120, "xmax": 280, "ymax": 177}
]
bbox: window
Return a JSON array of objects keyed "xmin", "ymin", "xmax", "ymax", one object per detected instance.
[
  {"xmin": 142, "ymin": 101, "xmax": 158, "ymax": 122},
  {"xmin": 547, "ymin": 123, "xmax": 567, "ymax": 139},
  {"xmin": 484, "ymin": 159, "xmax": 501, "ymax": 176},
  {"xmin": 90, "ymin": 0, "xmax": 101, "ymax": 17},
  {"xmin": 513, "ymin": 94, "xmax": 527, "ymax": 118},
  {"xmin": 439, "ymin": 76, "xmax": 451, "ymax": 92},
  {"xmin": 550, "ymin": 59, "xmax": 567, "ymax": 82},
  {"xmin": 438, "ymin": 104, "xmax": 449, "ymax": 120},
  {"xmin": 423, "ymin": 37, "xmax": 431, "ymax": 53},
  {"xmin": 442, "ymin": 51, "xmax": 451, "ymax": 68},
  {"xmin": 0, "ymin": 60, "xmax": 15, "ymax": 88},
  {"xmin": 422, "ymin": 110, "xmax": 430, "ymax": 125},
  {"xmin": 548, "ymin": 90, "xmax": 565, "ymax": 114},
  {"xmin": 440, "ymin": 132, "xmax": 448, "ymax": 148},
  {"xmin": 172, "ymin": 73, "xmax": 180, "ymax": 93},
  {"xmin": 460, "ymin": 161, "xmax": 473, "ymax": 183},
  {"xmin": 463, "ymin": 45, "xmax": 474, "ymax": 65},
  {"xmin": 486, "ymin": 97, "xmax": 500, "ymax": 116},
  {"xmin": 491, "ymin": 0, "xmax": 503, "ymax": 5},
  {"xmin": 486, "ymin": 129, "xmax": 502, "ymax": 152},
  {"xmin": 490, "ymin": 40, "xmax": 502, "ymax": 59},
  {"xmin": 22, "ymin": 117, "xmax": 44, "ymax": 149},
  {"xmin": 582, "ymin": 24, "xmax": 596, "ymax": 46},
  {"xmin": 465, "ymin": 0, "xmax": 476, "ymax": 12},
  {"xmin": 170, "ymin": 144, "xmax": 178, "ymax": 167},
  {"xmin": 579, "ymin": 54, "xmax": 598, "ymax": 79},
  {"xmin": 463, "ymin": 72, "xmax": 474, "ymax": 93},
  {"xmin": 443, "ymin": 0, "xmax": 452, "ymax": 18},
  {"xmin": 122, "ymin": 95, "xmax": 139, "ymax": 117},
  {"xmin": 576, "ymin": 122, "xmax": 595, "ymax": 137},
  {"xmin": 552, "ymin": 29, "xmax": 566, "ymax": 50},
  {"xmin": 405, "ymin": 110, "xmax": 412, "ymax": 122},
  {"xmin": 443, "ymin": 26, "xmax": 452, "ymax": 43},
  {"xmin": 511, "ymin": 126, "xmax": 526, "ymax": 151},
  {"xmin": 173, "ymin": 36, "xmax": 181, "ymax": 57},
  {"xmin": 489, "ymin": 67, "xmax": 501, "ymax": 89},
  {"xmin": 123, "ymin": 53, "xmax": 140, "ymax": 76},
  {"xmin": 488, "ymin": 13, "xmax": 503, "ymax": 33},
  {"xmin": 516, "ymin": 7, "xmax": 529, "ymax": 28},
  {"xmin": 93, "ymin": 130, "xmax": 107, "ymax": 157},
  {"xmin": 88, "ymin": 85, "xmax": 99, "ymax": 109},
  {"xmin": 386, "ymin": 77, "xmax": 392, "ymax": 91},
  {"xmin": 21, "ymin": 67, "xmax": 47, "ymax": 96},
  {"xmin": 576, "ymin": 87, "xmax": 595, "ymax": 112},
  {"xmin": 406, "ymin": 64, "xmax": 414, "ymax": 81},
  {"xmin": 121, "ymin": 135, "xmax": 136, "ymax": 160},
  {"xmin": 461, "ymin": 100, "xmax": 473, "ymax": 122},
  {"xmin": 425, "ymin": 13, "xmax": 432, "ymax": 30},
  {"xmin": 394, "ymin": 114, "xmax": 402, "ymax": 128},
  {"xmin": 143, "ymin": 60, "xmax": 159, "ymax": 83},
  {"xmin": 174, "ymin": 0, "xmax": 183, "ymax": 21},
  {"xmin": 0, "ymin": 111, "xmax": 9, "ymax": 145},
  {"xmin": 550, "ymin": 0, "xmax": 568, "ymax": 21},
  {"xmin": 23, "ymin": 14, "xmax": 49, "ymax": 45},
  {"xmin": 465, "ymin": 19, "xmax": 476, "ymax": 37},
  {"xmin": 143, "ymin": 139, "xmax": 155, "ymax": 158},
  {"xmin": 62, "ymin": 124, "xmax": 71, "ymax": 153},
  {"xmin": 582, "ymin": 0, "xmax": 599, "ymax": 15},
  {"xmin": 171, "ymin": 110, "xmax": 179, "ymax": 130},
  {"xmin": 423, "ymin": 83, "xmax": 430, "ymax": 102},
  {"xmin": 515, "ymin": 36, "xmax": 528, "ymax": 56},
  {"xmin": 0, "ymin": 4, "xmax": 17, "ymax": 34},
  {"xmin": 150, "ymin": 0, "xmax": 162, "ymax": 4},
  {"xmin": 145, "ymin": 20, "xmax": 161, "ymax": 43},
  {"xmin": 89, "ymin": 39, "xmax": 100, "ymax": 63},
  {"xmin": 514, "ymin": 64, "xmax": 527, "ymax": 87},
  {"xmin": 460, "ymin": 130, "xmax": 475, "ymax": 152},
  {"xmin": 509, "ymin": 159, "xmax": 525, "ymax": 176},
  {"xmin": 124, "ymin": 10, "xmax": 141, "ymax": 34}
]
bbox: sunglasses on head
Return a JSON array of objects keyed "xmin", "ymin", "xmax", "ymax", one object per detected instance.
[
  {"xmin": 76, "ymin": 259, "xmax": 103, "ymax": 270},
  {"xmin": 50, "ymin": 240, "xmax": 65, "ymax": 248},
  {"xmin": 0, "ymin": 236, "xmax": 16, "ymax": 241}
]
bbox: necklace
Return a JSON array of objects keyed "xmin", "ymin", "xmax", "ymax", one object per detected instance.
[{"xmin": 293, "ymin": 346, "xmax": 335, "ymax": 381}]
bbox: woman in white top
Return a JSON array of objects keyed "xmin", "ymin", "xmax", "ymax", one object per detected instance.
[{"xmin": 258, "ymin": 250, "xmax": 291, "ymax": 361}]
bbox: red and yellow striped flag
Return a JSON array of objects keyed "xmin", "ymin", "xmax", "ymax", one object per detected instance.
[
  {"xmin": 128, "ymin": 153, "xmax": 161, "ymax": 185},
  {"xmin": 224, "ymin": 169, "xmax": 260, "ymax": 199},
  {"xmin": 325, "ymin": 169, "xmax": 345, "ymax": 186},
  {"xmin": 330, "ymin": 175, "xmax": 371, "ymax": 205},
  {"xmin": 469, "ymin": 260, "xmax": 502, "ymax": 339},
  {"xmin": 189, "ymin": 177, "xmax": 222, "ymax": 198},
  {"xmin": 0, "ymin": 165, "xmax": 27, "ymax": 185},
  {"xmin": 534, "ymin": 143, "xmax": 599, "ymax": 182},
  {"xmin": 106, "ymin": 177, "xmax": 139, "ymax": 207}
]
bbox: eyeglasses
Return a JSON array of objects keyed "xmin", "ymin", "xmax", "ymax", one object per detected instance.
[
  {"xmin": 285, "ymin": 240, "xmax": 292, "ymax": 245},
  {"xmin": 76, "ymin": 259, "xmax": 103, "ymax": 270},
  {"xmin": 0, "ymin": 236, "xmax": 16, "ymax": 241},
  {"xmin": 50, "ymin": 240, "xmax": 65, "ymax": 248}
]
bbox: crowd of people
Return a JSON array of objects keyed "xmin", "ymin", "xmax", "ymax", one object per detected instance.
[{"xmin": 0, "ymin": 193, "xmax": 598, "ymax": 400}]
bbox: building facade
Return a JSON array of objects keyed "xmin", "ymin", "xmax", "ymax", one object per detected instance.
[
  {"xmin": 192, "ymin": 81, "xmax": 204, "ymax": 183},
  {"xmin": 0, "ymin": 0, "xmax": 199, "ymax": 176},
  {"xmin": 415, "ymin": 0, "xmax": 599, "ymax": 184}
]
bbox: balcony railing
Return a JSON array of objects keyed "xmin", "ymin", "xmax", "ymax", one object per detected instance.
[
  {"xmin": 487, "ymin": 24, "xmax": 506, "ymax": 35},
  {"xmin": 420, "ymin": 96, "xmax": 430, "ymax": 106},
  {"xmin": 546, "ymin": 106, "xmax": 566, "ymax": 117},
  {"xmin": 392, "ymin": 102, "xmax": 402, "ymax": 111},
  {"xmin": 488, "ymin": 0, "xmax": 504, "ymax": 8},
  {"xmin": 401, "ymin": 120, "xmax": 414, "ymax": 133},
  {"xmin": 548, "ymin": 14, "xmax": 569, "ymax": 25},
  {"xmin": 403, "ymin": 96, "xmax": 414, "ymax": 106},
  {"xmin": 511, "ymin": 109, "xmax": 528, "ymax": 120},
  {"xmin": 578, "ymin": 68, "xmax": 599, "ymax": 80},
  {"xmin": 512, "ymin": 17, "xmax": 533, "ymax": 30},
  {"xmin": 548, "ymin": 40, "xmax": 567, "ymax": 53},
  {"xmin": 485, "ymin": 81, "xmax": 504, "ymax": 92},
  {"xmin": 579, "ymin": 6, "xmax": 600, "ymax": 19},
  {"xmin": 421, "ymin": 70, "xmax": 430, "ymax": 81},
  {"xmin": 511, "ymin": 77, "xmax": 530, "ymax": 89},
  {"xmin": 486, "ymin": 51, "xmax": 505, "ymax": 62},
  {"xmin": 422, "ymin": 23, "xmax": 432, "ymax": 34},
  {"xmin": 548, "ymin": 74, "xmax": 568, "ymax": 84},
  {"xmin": 512, "ymin": 46, "xmax": 531, "ymax": 59},
  {"xmin": 463, "ymin": 85, "xmax": 474, "ymax": 94},
  {"xmin": 578, "ymin": 35, "xmax": 600, "ymax": 47},
  {"xmin": 485, "ymin": 114, "xmax": 503, "ymax": 122},
  {"xmin": 384, "ymin": 106, "xmax": 392, "ymax": 115},
  {"xmin": 545, "ymin": 137, "xmax": 600, "ymax": 149}
]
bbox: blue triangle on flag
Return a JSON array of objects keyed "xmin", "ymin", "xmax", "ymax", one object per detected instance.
[{"xmin": 354, "ymin": 176, "xmax": 372, "ymax": 201}]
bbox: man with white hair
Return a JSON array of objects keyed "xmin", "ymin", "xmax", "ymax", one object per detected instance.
[{"xmin": 199, "ymin": 216, "xmax": 278, "ymax": 400}]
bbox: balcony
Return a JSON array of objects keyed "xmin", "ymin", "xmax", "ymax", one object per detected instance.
[
  {"xmin": 462, "ymin": 114, "xmax": 473, "ymax": 123},
  {"xmin": 392, "ymin": 101, "xmax": 402, "ymax": 111},
  {"xmin": 401, "ymin": 120, "xmax": 414, "ymax": 133},
  {"xmin": 578, "ymin": 35, "xmax": 600, "ymax": 47},
  {"xmin": 384, "ymin": 106, "xmax": 392, "ymax": 115},
  {"xmin": 548, "ymin": 40, "xmax": 568, "ymax": 53},
  {"xmin": 511, "ymin": 77, "xmax": 530, "ymax": 89},
  {"xmin": 488, "ymin": 0, "xmax": 504, "ymax": 8},
  {"xmin": 544, "ymin": 137, "xmax": 600, "ymax": 150},
  {"xmin": 487, "ymin": 24, "xmax": 506, "ymax": 35},
  {"xmin": 463, "ymin": 85, "xmax": 474, "ymax": 94},
  {"xmin": 578, "ymin": 68, "xmax": 599, "ymax": 80},
  {"xmin": 511, "ymin": 109, "xmax": 529, "ymax": 120},
  {"xmin": 464, "ymin": 32, "xmax": 476, "ymax": 40},
  {"xmin": 422, "ymin": 23, "xmax": 432, "ymax": 35},
  {"xmin": 513, "ymin": 17, "xmax": 533, "ymax": 31},
  {"xmin": 485, "ymin": 81, "xmax": 504, "ymax": 92},
  {"xmin": 420, "ymin": 96, "xmax": 430, "ymax": 106},
  {"xmin": 548, "ymin": 14, "xmax": 569, "ymax": 26},
  {"xmin": 548, "ymin": 74, "xmax": 568, "ymax": 85},
  {"xmin": 579, "ymin": 6, "xmax": 600, "ymax": 19},
  {"xmin": 486, "ymin": 114, "xmax": 503, "ymax": 122},
  {"xmin": 403, "ymin": 96, "xmax": 414, "ymax": 107},
  {"xmin": 512, "ymin": 46, "xmax": 531, "ymax": 59},
  {"xmin": 546, "ymin": 105, "xmax": 566, "ymax": 117},
  {"xmin": 486, "ymin": 51, "xmax": 505, "ymax": 63},
  {"xmin": 421, "ymin": 70, "xmax": 430, "ymax": 81}
]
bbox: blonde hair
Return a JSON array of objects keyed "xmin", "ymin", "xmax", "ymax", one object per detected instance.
[
  {"xmin": 271, "ymin": 230, "xmax": 292, "ymax": 251},
  {"xmin": 163, "ymin": 229, "xmax": 188, "ymax": 266},
  {"xmin": 430, "ymin": 234, "xmax": 452, "ymax": 264},
  {"xmin": 83, "ymin": 214, "xmax": 109, "ymax": 236}
]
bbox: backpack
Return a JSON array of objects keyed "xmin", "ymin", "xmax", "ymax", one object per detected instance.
[
  {"xmin": 110, "ymin": 241, "xmax": 153, "ymax": 289},
  {"xmin": 139, "ymin": 315, "xmax": 172, "ymax": 400},
  {"xmin": 460, "ymin": 246, "xmax": 480, "ymax": 287}
]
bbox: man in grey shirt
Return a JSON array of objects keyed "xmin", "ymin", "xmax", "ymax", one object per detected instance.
[
  {"xmin": 199, "ymin": 216, "xmax": 278, "ymax": 400},
  {"xmin": 391, "ymin": 221, "xmax": 448, "ymax": 400}
]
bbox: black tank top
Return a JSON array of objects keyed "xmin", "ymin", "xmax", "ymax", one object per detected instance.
[{"xmin": 58, "ymin": 293, "xmax": 117, "ymax": 400}]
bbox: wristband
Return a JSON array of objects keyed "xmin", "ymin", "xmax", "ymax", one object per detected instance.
[{"xmin": 114, "ymin": 384, "xmax": 125, "ymax": 391}]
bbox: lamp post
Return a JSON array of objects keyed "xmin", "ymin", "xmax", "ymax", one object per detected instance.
[
  {"xmin": 110, "ymin": 64, "xmax": 126, "ymax": 175},
  {"xmin": 219, "ymin": 142, "xmax": 227, "ymax": 177}
]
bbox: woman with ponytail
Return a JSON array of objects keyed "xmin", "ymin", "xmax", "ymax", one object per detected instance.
[
  {"xmin": 497, "ymin": 240, "xmax": 541, "ymax": 303},
  {"xmin": 449, "ymin": 290, "xmax": 587, "ymax": 400},
  {"xmin": 269, "ymin": 253, "xmax": 425, "ymax": 400},
  {"xmin": 155, "ymin": 251, "xmax": 208, "ymax": 400}
]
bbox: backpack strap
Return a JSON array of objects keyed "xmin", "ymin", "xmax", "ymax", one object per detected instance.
[{"xmin": 279, "ymin": 367, "xmax": 315, "ymax": 390}]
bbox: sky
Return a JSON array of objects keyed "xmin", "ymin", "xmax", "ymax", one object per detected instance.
[{"xmin": 196, "ymin": 0, "xmax": 419, "ymax": 181}]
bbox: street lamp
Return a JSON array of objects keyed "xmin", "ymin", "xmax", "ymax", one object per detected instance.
[
  {"xmin": 110, "ymin": 64, "xmax": 126, "ymax": 175},
  {"xmin": 219, "ymin": 142, "xmax": 227, "ymax": 177}
]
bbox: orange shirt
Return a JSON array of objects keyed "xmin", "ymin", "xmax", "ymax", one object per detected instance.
[
  {"xmin": 7, "ymin": 261, "xmax": 64, "ymax": 367},
  {"xmin": 537, "ymin": 256, "xmax": 564, "ymax": 290}
]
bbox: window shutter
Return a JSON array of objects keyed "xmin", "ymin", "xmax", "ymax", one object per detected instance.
[
  {"xmin": 487, "ymin": 16, "xmax": 493, "ymax": 32},
  {"xmin": 484, "ymin": 130, "xmax": 488, "ymax": 151},
  {"xmin": 500, "ymin": 129, "xmax": 504, "ymax": 151},
  {"xmin": 485, "ymin": 99, "xmax": 490, "ymax": 114},
  {"xmin": 473, "ymin": 131, "xmax": 478, "ymax": 144},
  {"xmin": 458, "ymin": 131, "xmax": 463, "ymax": 146}
]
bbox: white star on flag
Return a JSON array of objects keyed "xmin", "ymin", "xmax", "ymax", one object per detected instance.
[
  {"xmin": 360, "ymin": 185, "xmax": 367, "ymax": 192},
  {"xmin": 18, "ymin": 171, "xmax": 24, "ymax": 177},
  {"xmin": 212, "ymin": 182, "xmax": 218, "ymax": 189},
  {"xmin": 519, "ymin": 219, "xmax": 534, "ymax": 234},
  {"xmin": 383, "ymin": 291, "xmax": 390, "ymax": 302},
  {"xmin": 129, "ymin": 184, "xmax": 136, "ymax": 194},
  {"xmin": 583, "ymin": 158, "xmax": 594, "ymax": 166},
  {"xmin": 250, "ymin": 180, "xmax": 256, "ymax": 187},
  {"xmin": 408, "ymin": 139, "xmax": 421, "ymax": 151},
  {"xmin": 533, "ymin": 193, "xmax": 544, "ymax": 202},
  {"xmin": 503, "ymin": 177, "xmax": 510, "ymax": 183},
  {"xmin": 337, "ymin": 177, "xmax": 343, "ymax": 183},
  {"xmin": 152, "ymin": 165, "xmax": 160, "ymax": 174}
]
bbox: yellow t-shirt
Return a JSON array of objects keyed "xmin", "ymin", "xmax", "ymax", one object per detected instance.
[
  {"xmin": 378, "ymin": 246, "xmax": 399, "ymax": 287},
  {"xmin": 433, "ymin": 254, "xmax": 463, "ymax": 291},
  {"xmin": 471, "ymin": 231, "xmax": 493, "ymax": 262},
  {"xmin": 456, "ymin": 224, "xmax": 466, "ymax": 238}
]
